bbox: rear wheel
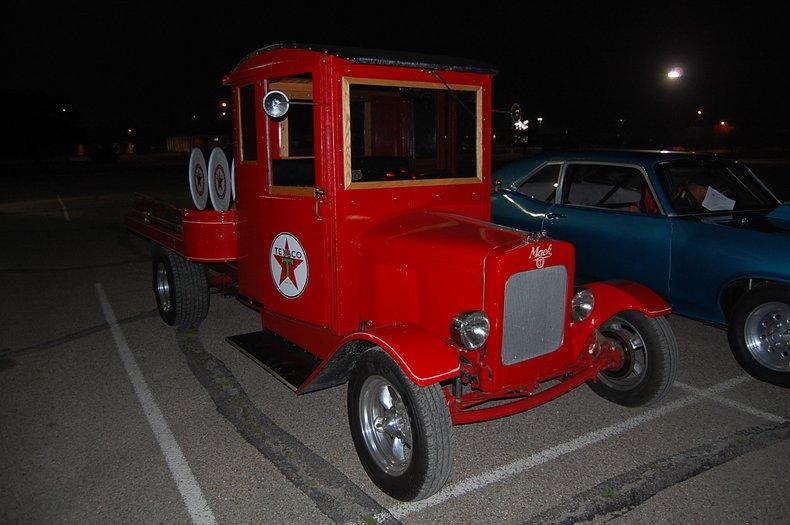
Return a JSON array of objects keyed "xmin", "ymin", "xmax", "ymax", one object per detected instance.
[
  {"xmin": 152, "ymin": 245, "xmax": 209, "ymax": 329},
  {"xmin": 588, "ymin": 312, "xmax": 677, "ymax": 407},
  {"xmin": 347, "ymin": 348, "xmax": 452, "ymax": 501},
  {"xmin": 728, "ymin": 285, "xmax": 790, "ymax": 387}
]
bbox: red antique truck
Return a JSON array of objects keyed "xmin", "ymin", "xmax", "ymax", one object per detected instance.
[{"xmin": 127, "ymin": 44, "xmax": 677, "ymax": 501}]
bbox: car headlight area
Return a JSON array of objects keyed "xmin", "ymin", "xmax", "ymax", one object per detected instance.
[{"xmin": 451, "ymin": 311, "xmax": 491, "ymax": 350}]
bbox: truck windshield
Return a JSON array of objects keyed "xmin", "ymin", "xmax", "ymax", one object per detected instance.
[
  {"xmin": 345, "ymin": 80, "xmax": 480, "ymax": 186},
  {"xmin": 657, "ymin": 161, "xmax": 777, "ymax": 214}
]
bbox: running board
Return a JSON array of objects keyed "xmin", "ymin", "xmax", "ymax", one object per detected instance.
[{"xmin": 226, "ymin": 330, "xmax": 321, "ymax": 392}]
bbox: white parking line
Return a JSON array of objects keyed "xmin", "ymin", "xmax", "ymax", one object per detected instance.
[
  {"xmin": 379, "ymin": 375, "xmax": 750, "ymax": 522},
  {"xmin": 56, "ymin": 195, "xmax": 70, "ymax": 221},
  {"xmin": 96, "ymin": 283, "xmax": 217, "ymax": 525},
  {"xmin": 676, "ymin": 381, "xmax": 786, "ymax": 423}
]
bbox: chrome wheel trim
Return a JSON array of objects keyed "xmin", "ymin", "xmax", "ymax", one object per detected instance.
[
  {"xmin": 598, "ymin": 317, "xmax": 648, "ymax": 390},
  {"xmin": 744, "ymin": 302, "xmax": 790, "ymax": 372},
  {"xmin": 155, "ymin": 262, "xmax": 172, "ymax": 313},
  {"xmin": 358, "ymin": 375, "xmax": 413, "ymax": 475}
]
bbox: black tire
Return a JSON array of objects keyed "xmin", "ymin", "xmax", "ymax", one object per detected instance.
[
  {"xmin": 347, "ymin": 348, "xmax": 452, "ymax": 501},
  {"xmin": 727, "ymin": 285, "xmax": 790, "ymax": 388},
  {"xmin": 151, "ymin": 245, "xmax": 209, "ymax": 329},
  {"xmin": 588, "ymin": 311, "xmax": 677, "ymax": 407}
]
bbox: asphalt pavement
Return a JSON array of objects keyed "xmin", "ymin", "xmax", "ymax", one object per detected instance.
[{"xmin": 1, "ymin": 157, "xmax": 788, "ymax": 524}]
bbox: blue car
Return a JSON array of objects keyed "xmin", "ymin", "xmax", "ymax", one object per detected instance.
[{"xmin": 492, "ymin": 151, "xmax": 789, "ymax": 387}]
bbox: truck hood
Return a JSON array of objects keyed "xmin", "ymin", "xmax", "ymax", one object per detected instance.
[{"xmin": 356, "ymin": 210, "xmax": 529, "ymax": 270}]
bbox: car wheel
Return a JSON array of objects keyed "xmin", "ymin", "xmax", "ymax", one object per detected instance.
[
  {"xmin": 728, "ymin": 285, "xmax": 790, "ymax": 387},
  {"xmin": 347, "ymin": 348, "xmax": 452, "ymax": 501},
  {"xmin": 588, "ymin": 312, "xmax": 677, "ymax": 407},
  {"xmin": 152, "ymin": 245, "xmax": 209, "ymax": 329}
]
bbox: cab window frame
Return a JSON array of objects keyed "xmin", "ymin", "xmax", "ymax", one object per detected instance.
[
  {"xmin": 237, "ymin": 82, "xmax": 259, "ymax": 163},
  {"xmin": 341, "ymin": 77, "xmax": 483, "ymax": 190},
  {"xmin": 265, "ymin": 72, "xmax": 318, "ymax": 197}
]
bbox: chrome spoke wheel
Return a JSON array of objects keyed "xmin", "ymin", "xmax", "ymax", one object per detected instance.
[
  {"xmin": 359, "ymin": 376, "xmax": 413, "ymax": 475},
  {"xmin": 744, "ymin": 302, "xmax": 790, "ymax": 372},
  {"xmin": 599, "ymin": 317, "xmax": 648, "ymax": 390},
  {"xmin": 155, "ymin": 262, "xmax": 171, "ymax": 314}
]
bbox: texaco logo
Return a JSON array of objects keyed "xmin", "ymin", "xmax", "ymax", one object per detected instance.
[
  {"xmin": 213, "ymin": 165, "xmax": 226, "ymax": 199},
  {"xmin": 194, "ymin": 165, "xmax": 205, "ymax": 196},
  {"xmin": 270, "ymin": 233, "xmax": 309, "ymax": 298},
  {"xmin": 529, "ymin": 244, "xmax": 553, "ymax": 269}
]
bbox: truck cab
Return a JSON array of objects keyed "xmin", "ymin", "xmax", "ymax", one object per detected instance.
[{"xmin": 128, "ymin": 44, "xmax": 678, "ymax": 502}]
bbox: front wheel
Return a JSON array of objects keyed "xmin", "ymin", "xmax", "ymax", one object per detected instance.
[
  {"xmin": 347, "ymin": 348, "xmax": 452, "ymax": 501},
  {"xmin": 728, "ymin": 285, "xmax": 790, "ymax": 388},
  {"xmin": 588, "ymin": 312, "xmax": 677, "ymax": 407}
]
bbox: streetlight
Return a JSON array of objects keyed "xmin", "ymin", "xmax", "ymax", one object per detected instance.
[
  {"xmin": 697, "ymin": 109, "xmax": 703, "ymax": 116},
  {"xmin": 667, "ymin": 67, "xmax": 684, "ymax": 79}
]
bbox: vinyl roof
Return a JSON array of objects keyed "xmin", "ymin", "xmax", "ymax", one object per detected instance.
[{"xmin": 232, "ymin": 43, "xmax": 498, "ymax": 74}]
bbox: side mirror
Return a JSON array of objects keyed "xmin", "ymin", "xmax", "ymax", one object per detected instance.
[{"xmin": 263, "ymin": 90, "xmax": 290, "ymax": 119}]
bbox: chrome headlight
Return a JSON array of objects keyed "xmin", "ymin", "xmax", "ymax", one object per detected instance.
[
  {"xmin": 571, "ymin": 289, "xmax": 595, "ymax": 322},
  {"xmin": 451, "ymin": 311, "xmax": 490, "ymax": 350}
]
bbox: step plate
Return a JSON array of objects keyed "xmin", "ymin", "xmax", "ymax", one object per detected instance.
[{"xmin": 226, "ymin": 330, "xmax": 321, "ymax": 391}]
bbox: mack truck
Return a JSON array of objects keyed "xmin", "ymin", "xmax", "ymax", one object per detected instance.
[{"xmin": 127, "ymin": 44, "xmax": 678, "ymax": 501}]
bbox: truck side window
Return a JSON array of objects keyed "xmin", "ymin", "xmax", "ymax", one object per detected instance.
[
  {"xmin": 517, "ymin": 164, "xmax": 561, "ymax": 202},
  {"xmin": 239, "ymin": 84, "xmax": 258, "ymax": 161},
  {"xmin": 562, "ymin": 164, "xmax": 658, "ymax": 214},
  {"xmin": 268, "ymin": 74, "xmax": 315, "ymax": 188}
]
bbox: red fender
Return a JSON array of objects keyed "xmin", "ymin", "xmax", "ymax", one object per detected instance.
[
  {"xmin": 297, "ymin": 324, "xmax": 460, "ymax": 394},
  {"xmin": 567, "ymin": 280, "xmax": 671, "ymax": 346}
]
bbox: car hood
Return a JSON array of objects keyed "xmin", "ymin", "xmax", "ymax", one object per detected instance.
[{"xmin": 679, "ymin": 206, "xmax": 790, "ymax": 235}]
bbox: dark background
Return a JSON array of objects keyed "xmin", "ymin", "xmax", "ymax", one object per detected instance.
[{"xmin": 3, "ymin": 1, "xmax": 788, "ymax": 158}]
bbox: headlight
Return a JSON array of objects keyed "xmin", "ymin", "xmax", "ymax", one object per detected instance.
[
  {"xmin": 571, "ymin": 289, "xmax": 595, "ymax": 322},
  {"xmin": 451, "ymin": 311, "xmax": 490, "ymax": 350}
]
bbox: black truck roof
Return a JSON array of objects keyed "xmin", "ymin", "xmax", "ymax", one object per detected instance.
[{"xmin": 233, "ymin": 43, "xmax": 498, "ymax": 74}]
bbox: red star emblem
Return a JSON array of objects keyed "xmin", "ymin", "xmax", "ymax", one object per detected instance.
[{"xmin": 274, "ymin": 239, "xmax": 304, "ymax": 288}]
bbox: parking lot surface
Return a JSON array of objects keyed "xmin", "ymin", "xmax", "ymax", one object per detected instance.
[{"xmin": 1, "ymin": 158, "xmax": 789, "ymax": 523}]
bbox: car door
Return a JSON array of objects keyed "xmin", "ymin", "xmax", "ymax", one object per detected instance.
[
  {"xmin": 492, "ymin": 162, "xmax": 562, "ymax": 232},
  {"xmin": 544, "ymin": 162, "xmax": 671, "ymax": 297}
]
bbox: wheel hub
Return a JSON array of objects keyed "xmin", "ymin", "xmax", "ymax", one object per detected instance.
[
  {"xmin": 155, "ymin": 262, "xmax": 171, "ymax": 313},
  {"xmin": 359, "ymin": 376, "xmax": 413, "ymax": 475},
  {"xmin": 596, "ymin": 317, "xmax": 648, "ymax": 391},
  {"xmin": 744, "ymin": 302, "xmax": 790, "ymax": 371}
]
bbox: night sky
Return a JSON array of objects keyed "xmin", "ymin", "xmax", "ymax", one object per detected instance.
[{"xmin": 3, "ymin": 2, "xmax": 788, "ymax": 153}]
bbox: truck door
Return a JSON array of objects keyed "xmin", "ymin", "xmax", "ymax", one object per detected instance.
[{"xmin": 256, "ymin": 72, "xmax": 331, "ymax": 328}]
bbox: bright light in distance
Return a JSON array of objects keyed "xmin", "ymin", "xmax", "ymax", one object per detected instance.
[
  {"xmin": 537, "ymin": 117, "xmax": 543, "ymax": 123},
  {"xmin": 720, "ymin": 120, "xmax": 726, "ymax": 126},
  {"xmin": 514, "ymin": 119, "xmax": 529, "ymax": 130},
  {"xmin": 697, "ymin": 109, "xmax": 703, "ymax": 115},
  {"xmin": 127, "ymin": 128, "xmax": 132, "ymax": 133},
  {"xmin": 221, "ymin": 111, "xmax": 227, "ymax": 117},
  {"xmin": 667, "ymin": 67, "xmax": 683, "ymax": 79},
  {"xmin": 219, "ymin": 101, "xmax": 228, "ymax": 108}
]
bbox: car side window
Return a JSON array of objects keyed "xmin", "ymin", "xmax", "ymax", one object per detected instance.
[
  {"xmin": 562, "ymin": 164, "xmax": 659, "ymax": 214},
  {"xmin": 516, "ymin": 163, "xmax": 561, "ymax": 202}
]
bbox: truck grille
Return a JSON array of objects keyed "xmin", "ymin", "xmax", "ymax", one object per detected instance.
[{"xmin": 501, "ymin": 265, "xmax": 567, "ymax": 365}]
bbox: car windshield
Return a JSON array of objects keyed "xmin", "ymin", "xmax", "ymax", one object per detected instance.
[
  {"xmin": 657, "ymin": 161, "xmax": 776, "ymax": 214},
  {"xmin": 346, "ymin": 81, "xmax": 480, "ymax": 185}
]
